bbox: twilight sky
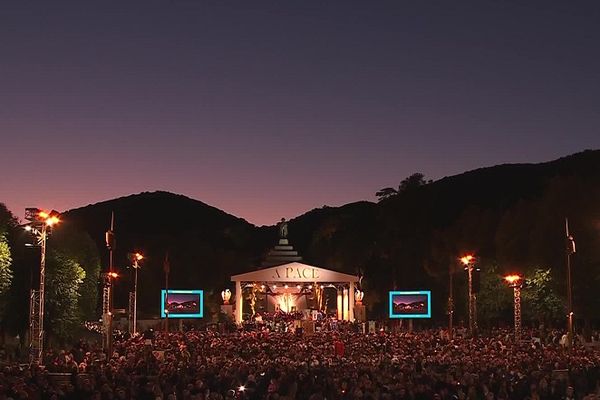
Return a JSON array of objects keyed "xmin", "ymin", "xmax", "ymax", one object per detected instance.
[{"xmin": 1, "ymin": 1, "xmax": 599, "ymax": 226}]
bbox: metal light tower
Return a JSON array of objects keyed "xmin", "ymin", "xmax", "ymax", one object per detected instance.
[
  {"xmin": 104, "ymin": 212, "xmax": 116, "ymax": 356},
  {"xmin": 448, "ymin": 263, "xmax": 454, "ymax": 340},
  {"xmin": 565, "ymin": 218, "xmax": 576, "ymax": 348},
  {"xmin": 460, "ymin": 254, "xmax": 475, "ymax": 337},
  {"xmin": 504, "ymin": 274, "xmax": 524, "ymax": 341},
  {"xmin": 24, "ymin": 208, "xmax": 60, "ymax": 364},
  {"xmin": 128, "ymin": 252, "xmax": 144, "ymax": 335}
]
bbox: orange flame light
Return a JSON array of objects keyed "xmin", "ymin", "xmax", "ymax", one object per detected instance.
[
  {"xmin": 221, "ymin": 289, "xmax": 232, "ymax": 304},
  {"xmin": 460, "ymin": 254, "xmax": 474, "ymax": 265},
  {"xmin": 355, "ymin": 290, "xmax": 365, "ymax": 304},
  {"xmin": 46, "ymin": 216, "xmax": 60, "ymax": 226},
  {"xmin": 504, "ymin": 274, "xmax": 522, "ymax": 285}
]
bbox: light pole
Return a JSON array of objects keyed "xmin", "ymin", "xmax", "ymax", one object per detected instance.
[
  {"xmin": 565, "ymin": 218, "xmax": 576, "ymax": 348},
  {"xmin": 129, "ymin": 252, "xmax": 144, "ymax": 335},
  {"xmin": 24, "ymin": 208, "xmax": 60, "ymax": 364},
  {"xmin": 504, "ymin": 274, "xmax": 524, "ymax": 341},
  {"xmin": 460, "ymin": 254, "xmax": 475, "ymax": 337},
  {"xmin": 104, "ymin": 212, "xmax": 116, "ymax": 356},
  {"xmin": 448, "ymin": 263, "xmax": 454, "ymax": 340}
]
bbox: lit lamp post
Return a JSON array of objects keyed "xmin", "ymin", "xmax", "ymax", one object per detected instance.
[
  {"xmin": 221, "ymin": 288, "xmax": 234, "ymax": 319},
  {"xmin": 24, "ymin": 208, "xmax": 60, "ymax": 364},
  {"xmin": 504, "ymin": 274, "xmax": 523, "ymax": 341},
  {"xmin": 448, "ymin": 263, "xmax": 455, "ymax": 340},
  {"xmin": 221, "ymin": 289, "xmax": 232, "ymax": 304},
  {"xmin": 354, "ymin": 289, "xmax": 366, "ymax": 322},
  {"xmin": 460, "ymin": 254, "xmax": 476, "ymax": 337},
  {"xmin": 355, "ymin": 290, "xmax": 364, "ymax": 305},
  {"xmin": 128, "ymin": 252, "xmax": 144, "ymax": 335},
  {"xmin": 565, "ymin": 218, "xmax": 576, "ymax": 348}
]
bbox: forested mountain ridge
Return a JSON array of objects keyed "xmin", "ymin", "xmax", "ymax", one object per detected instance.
[
  {"xmin": 64, "ymin": 150, "xmax": 600, "ymax": 321},
  {"xmin": 2, "ymin": 150, "xmax": 599, "ymax": 333}
]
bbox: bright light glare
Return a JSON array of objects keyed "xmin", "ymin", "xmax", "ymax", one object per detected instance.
[
  {"xmin": 135, "ymin": 253, "xmax": 144, "ymax": 260},
  {"xmin": 238, "ymin": 386, "xmax": 245, "ymax": 392},
  {"xmin": 46, "ymin": 216, "xmax": 60, "ymax": 226},
  {"xmin": 24, "ymin": 226, "xmax": 32, "ymax": 231},
  {"xmin": 38, "ymin": 211, "xmax": 49, "ymax": 219},
  {"xmin": 504, "ymin": 274, "xmax": 522, "ymax": 284},
  {"xmin": 109, "ymin": 272, "xmax": 119, "ymax": 278},
  {"xmin": 460, "ymin": 255, "xmax": 474, "ymax": 265}
]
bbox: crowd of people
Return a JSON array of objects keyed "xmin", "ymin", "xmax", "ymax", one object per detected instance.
[{"xmin": 1, "ymin": 323, "xmax": 600, "ymax": 400}]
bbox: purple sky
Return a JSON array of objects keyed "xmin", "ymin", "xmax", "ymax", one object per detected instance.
[
  {"xmin": 165, "ymin": 293, "xmax": 199, "ymax": 305},
  {"xmin": 392, "ymin": 295, "xmax": 428, "ymax": 306},
  {"xmin": 1, "ymin": 1, "xmax": 599, "ymax": 226}
]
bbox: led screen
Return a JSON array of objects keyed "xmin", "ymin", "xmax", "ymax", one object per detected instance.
[
  {"xmin": 389, "ymin": 291, "xmax": 431, "ymax": 319},
  {"xmin": 160, "ymin": 289, "xmax": 204, "ymax": 318}
]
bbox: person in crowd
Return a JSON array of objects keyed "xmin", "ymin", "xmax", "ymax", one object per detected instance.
[{"xmin": 1, "ymin": 321, "xmax": 599, "ymax": 400}]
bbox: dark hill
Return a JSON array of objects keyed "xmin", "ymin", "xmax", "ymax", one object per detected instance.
[
  {"xmin": 58, "ymin": 150, "xmax": 600, "ymax": 319},
  {"xmin": 63, "ymin": 191, "xmax": 258, "ymax": 317},
  {"xmin": 383, "ymin": 149, "xmax": 600, "ymax": 227}
]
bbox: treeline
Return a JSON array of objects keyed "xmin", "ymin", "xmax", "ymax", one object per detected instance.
[
  {"xmin": 2, "ymin": 151, "xmax": 599, "ymax": 339},
  {"xmin": 0, "ymin": 204, "xmax": 101, "ymax": 345},
  {"xmin": 290, "ymin": 169, "xmax": 600, "ymax": 328}
]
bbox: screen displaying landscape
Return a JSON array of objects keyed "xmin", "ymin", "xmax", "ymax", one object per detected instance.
[
  {"xmin": 161, "ymin": 290, "xmax": 204, "ymax": 318},
  {"xmin": 389, "ymin": 291, "xmax": 431, "ymax": 318}
]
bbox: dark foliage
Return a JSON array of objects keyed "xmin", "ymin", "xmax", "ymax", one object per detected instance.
[{"xmin": 5, "ymin": 150, "xmax": 599, "ymax": 328}]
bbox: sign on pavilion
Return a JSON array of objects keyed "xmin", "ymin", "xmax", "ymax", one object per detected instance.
[{"xmin": 230, "ymin": 218, "xmax": 361, "ymax": 323}]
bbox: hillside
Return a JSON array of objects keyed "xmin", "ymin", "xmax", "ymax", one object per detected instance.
[
  {"xmin": 58, "ymin": 150, "xmax": 600, "ymax": 319},
  {"xmin": 63, "ymin": 191, "xmax": 258, "ymax": 316}
]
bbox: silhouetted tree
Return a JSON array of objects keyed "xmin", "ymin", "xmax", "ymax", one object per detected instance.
[
  {"xmin": 44, "ymin": 250, "xmax": 86, "ymax": 345},
  {"xmin": 376, "ymin": 173, "xmax": 429, "ymax": 201}
]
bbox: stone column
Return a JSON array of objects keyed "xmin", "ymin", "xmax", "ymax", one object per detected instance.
[
  {"xmin": 235, "ymin": 280, "xmax": 243, "ymax": 324},
  {"xmin": 343, "ymin": 288, "xmax": 349, "ymax": 321},
  {"xmin": 349, "ymin": 282, "xmax": 355, "ymax": 322},
  {"xmin": 336, "ymin": 288, "xmax": 343, "ymax": 320}
]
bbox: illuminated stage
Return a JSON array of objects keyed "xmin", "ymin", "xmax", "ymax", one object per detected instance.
[
  {"xmin": 231, "ymin": 262, "xmax": 360, "ymax": 323},
  {"xmin": 230, "ymin": 219, "xmax": 362, "ymax": 324}
]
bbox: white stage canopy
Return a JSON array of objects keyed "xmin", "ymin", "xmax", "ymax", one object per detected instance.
[{"xmin": 231, "ymin": 262, "xmax": 359, "ymax": 323}]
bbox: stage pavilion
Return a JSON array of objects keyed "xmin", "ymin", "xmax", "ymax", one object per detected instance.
[{"xmin": 230, "ymin": 219, "xmax": 361, "ymax": 324}]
